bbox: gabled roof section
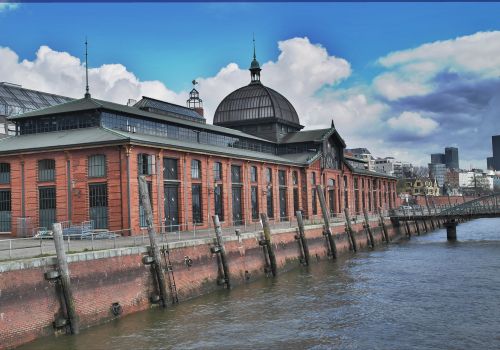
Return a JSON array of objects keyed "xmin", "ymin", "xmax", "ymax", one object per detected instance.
[
  {"xmin": 280, "ymin": 127, "xmax": 346, "ymax": 146},
  {"xmin": 134, "ymin": 96, "xmax": 205, "ymax": 123}
]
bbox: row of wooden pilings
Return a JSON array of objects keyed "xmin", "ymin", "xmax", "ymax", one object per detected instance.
[{"xmin": 43, "ymin": 177, "xmax": 395, "ymax": 336}]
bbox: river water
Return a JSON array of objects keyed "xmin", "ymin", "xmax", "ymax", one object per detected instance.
[{"xmin": 20, "ymin": 218, "xmax": 500, "ymax": 350}]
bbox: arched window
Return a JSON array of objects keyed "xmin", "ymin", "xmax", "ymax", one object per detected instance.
[{"xmin": 191, "ymin": 159, "xmax": 201, "ymax": 179}]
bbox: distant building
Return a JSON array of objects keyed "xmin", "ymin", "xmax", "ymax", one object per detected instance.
[
  {"xmin": 492, "ymin": 135, "xmax": 500, "ymax": 171},
  {"xmin": 487, "ymin": 156, "xmax": 495, "ymax": 170},
  {"xmin": 431, "ymin": 153, "xmax": 445, "ymax": 164},
  {"xmin": 401, "ymin": 178, "xmax": 440, "ymax": 196},
  {"xmin": 374, "ymin": 157, "xmax": 412, "ymax": 178},
  {"xmin": 344, "ymin": 148, "xmax": 374, "ymax": 170},
  {"xmin": 444, "ymin": 147, "xmax": 459, "ymax": 170},
  {"xmin": 459, "ymin": 169, "xmax": 494, "ymax": 195},
  {"xmin": 428, "ymin": 163, "xmax": 446, "ymax": 188},
  {"xmin": 0, "ymin": 82, "xmax": 73, "ymax": 138}
]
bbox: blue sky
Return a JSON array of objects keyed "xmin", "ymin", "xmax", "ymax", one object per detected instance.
[{"xmin": 1, "ymin": 2, "xmax": 500, "ymax": 167}]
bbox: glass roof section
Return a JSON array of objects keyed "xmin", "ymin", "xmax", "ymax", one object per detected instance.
[
  {"xmin": 0, "ymin": 82, "xmax": 73, "ymax": 117},
  {"xmin": 213, "ymin": 82, "xmax": 301, "ymax": 126}
]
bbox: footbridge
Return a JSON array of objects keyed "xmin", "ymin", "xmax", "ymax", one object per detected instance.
[{"xmin": 390, "ymin": 193, "xmax": 500, "ymax": 240}]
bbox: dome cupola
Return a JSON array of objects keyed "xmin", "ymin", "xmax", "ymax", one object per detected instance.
[{"xmin": 213, "ymin": 38, "xmax": 303, "ymax": 142}]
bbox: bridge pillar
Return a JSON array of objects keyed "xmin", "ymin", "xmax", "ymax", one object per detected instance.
[{"xmin": 444, "ymin": 219, "xmax": 458, "ymax": 241}]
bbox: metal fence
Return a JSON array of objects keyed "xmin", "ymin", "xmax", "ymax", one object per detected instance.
[{"xmin": 0, "ymin": 211, "xmax": 389, "ymax": 262}]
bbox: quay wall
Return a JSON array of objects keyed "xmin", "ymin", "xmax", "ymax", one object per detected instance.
[{"xmin": 0, "ymin": 218, "xmax": 425, "ymax": 350}]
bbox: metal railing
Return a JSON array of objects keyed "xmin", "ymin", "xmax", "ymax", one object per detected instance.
[{"xmin": 0, "ymin": 210, "xmax": 390, "ymax": 262}]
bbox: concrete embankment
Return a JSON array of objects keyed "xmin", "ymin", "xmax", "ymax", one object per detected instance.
[{"xmin": 0, "ymin": 218, "xmax": 427, "ymax": 350}]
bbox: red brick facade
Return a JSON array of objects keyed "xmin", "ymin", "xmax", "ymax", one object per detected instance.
[{"xmin": 0, "ymin": 143, "xmax": 397, "ymax": 236}]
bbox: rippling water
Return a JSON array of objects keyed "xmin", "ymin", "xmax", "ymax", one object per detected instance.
[{"xmin": 21, "ymin": 218, "xmax": 500, "ymax": 350}]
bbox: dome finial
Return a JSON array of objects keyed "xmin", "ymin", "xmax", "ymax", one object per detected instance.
[
  {"xmin": 253, "ymin": 33, "xmax": 256, "ymax": 60},
  {"xmin": 249, "ymin": 34, "xmax": 261, "ymax": 83}
]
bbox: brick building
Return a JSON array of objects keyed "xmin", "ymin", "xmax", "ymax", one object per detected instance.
[{"xmin": 0, "ymin": 53, "xmax": 397, "ymax": 236}]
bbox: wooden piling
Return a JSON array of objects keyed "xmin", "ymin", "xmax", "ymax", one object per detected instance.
[
  {"xmin": 260, "ymin": 213, "xmax": 277, "ymax": 277},
  {"xmin": 52, "ymin": 223, "xmax": 80, "ymax": 334},
  {"xmin": 316, "ymin": 185, "xmax": 338, "ymax": 258},
  {"xmin": 414, "ymin": 220, "xmax": 421, "ymax": 236},
  {"xmin": 377, "ymin": 207, "xmax": 389, "ymax": 243},
  {"xmin": 405, "ymin": 220, "xmax": 412, "ymax": 238},
  {"xmin": 363, "ymin": 209, "xmax": 375, "ymax": 248},
  {"xmin": 139, "ymin": 176, "xmax": 168, "ymax": 307},
  {"xmin": 212, "ymin": 215, "xmax": 230, "ymax": 288},
  {"xmin": 344, "ymin": 207, "xmax": 357, "ymax": 252},
  {"xmin": 296, "ymin": 211, "xmax": 310, "ymax": 266}
]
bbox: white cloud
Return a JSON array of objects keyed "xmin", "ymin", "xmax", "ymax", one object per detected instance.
[
  {"xmin": 372, "ymin": 31, "xmax": 500, "ymax": 102},
  {"xmin": 0, "ymin": 3, "xmax": 18, "ymax": 12},
  {"xmin": 379, "ymin": 31, "xmax": 500, "ymax": 78},
  {"xmin": 373, "ymin": 73, "xmax": 429, "ymax": 100},
  {"xmin": 387, "ymin": 111, "xmax": 438, "ymax": 137}
]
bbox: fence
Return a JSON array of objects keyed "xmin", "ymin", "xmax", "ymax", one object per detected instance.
[{"xmin": 0, "ymin": 211, "xmax": 389, "ymax": 262}]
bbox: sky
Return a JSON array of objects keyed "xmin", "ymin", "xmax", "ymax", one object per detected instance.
[{"xmin": 1, "ymin": 2, "xmax": 500, "ymax": 168}]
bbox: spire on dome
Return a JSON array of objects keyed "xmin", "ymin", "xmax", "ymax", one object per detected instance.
[{"xmin": 249, "ymin": 34, "xmax": 261, "ymax": 83}]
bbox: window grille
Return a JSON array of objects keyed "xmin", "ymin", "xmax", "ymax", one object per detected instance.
[
  {"xmin": 138, "ymin": 154, "xmax": 155, "ymax": 175},
  {"xmin": 214, "ymin": 184, "xmax": 224, "ymax": 221},
  {"xmin": 278, "ymin": 170, "xmax": 286, "ymax": 186},
  {"xmin": 88, "ymin": 155, "xmax": 106, "ymax": 178},
  {"xmin": 89, "ymin": 183, "xmax": 108, "ymax": 229},
  {"xmin": 191, "ymin": 159, "xmax": 201, "ymax": 179},
  {"xmin": 213, "ymin": 162, "xmax": 222, "ymax": 181},
  {"xmin": 250, "ymin": 166, "xmax": 258, "ymax": 183},
  {"xmin": 192, "ymin": 184, "xmax": 202, "ymax": 223},
  {"xmin": 163, "ymin": 158, "xmax": 178, "ymax": 180},
  {"xmin": 251, "ymin": 186, "xmax": 259, "ymax": 220},
  {"xmin": 38, "ymin": 159, "xmax": 55, "ymax": 182},
  {"xmin": 231, "ymin": 165, "xmax": 241, "ymax": 183},
  {"xmin": 0, "ymin": 190, "xmax": 11, "ymax": 232},
  {"xmin": 39, "ymin": 186, "xmax": 56, "ymax": 229},
  {"xmin": 0, "ymin": 163, "xmax": 10, "ymax": 184}
]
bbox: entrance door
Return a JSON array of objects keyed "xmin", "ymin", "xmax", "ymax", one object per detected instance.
[
  {"xmin": 328, "ymin": 189, "xmax": 335, "ymax": 216},
  {"xmin": 164, "ymin": 185, "xmax": 179, "ymax": 231},
  {"xmin": 232, "ymin": 186, "xmax": 242, "ymax": 226},
  {"xmin": 279, "ymin": 188, "xmax": 287, "ymax": 221}
]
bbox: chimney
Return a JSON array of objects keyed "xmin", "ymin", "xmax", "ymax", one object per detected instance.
[{"xmin": 194, "ymin": 107, "xmax": 204, "ymax": 117}]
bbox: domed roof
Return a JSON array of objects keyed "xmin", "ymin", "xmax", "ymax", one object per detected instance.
[{"xmin": 213, "ymin": 82, "xmax": 301, "ymax": 127}]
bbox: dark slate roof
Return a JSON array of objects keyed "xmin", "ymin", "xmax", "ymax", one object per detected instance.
[
  {"xmin": 280, "ymin": 128, "xmax": 331, "ymax": 143},
  {"xmin": 0, "ymin": 126, "xmax": 307, "ymax": 165},
  {"xmin": 0, "ymin": 82, "xmax": 73, "ymax": 117},
  {"xmin": 279, "ymin": 152, "xmax": 321, "ymax": 164},
  {"xmin": 344, "ymin": 155, "xmax": 368, "ymax": 163},
  {"xmin": 213, "ymin": 82, "xmax": 302, "ymax": 127},
  {"xmin": 0, "ymin": 127, "xmax": 126, "ymax": 153},
  {"xmin": 9, "ymin": 97, "xmax": 272, "ymax": 143},
  {"xmin": 133, "ymin": 96, "xmax": 205, "ymax": 123},
  {"xmin": 343, "ymin": 159, "xmax": 397, "ymax": 179},
  {"xmin": 280, "ymin": 127, "xmax": 346, "ymax": 146}
]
